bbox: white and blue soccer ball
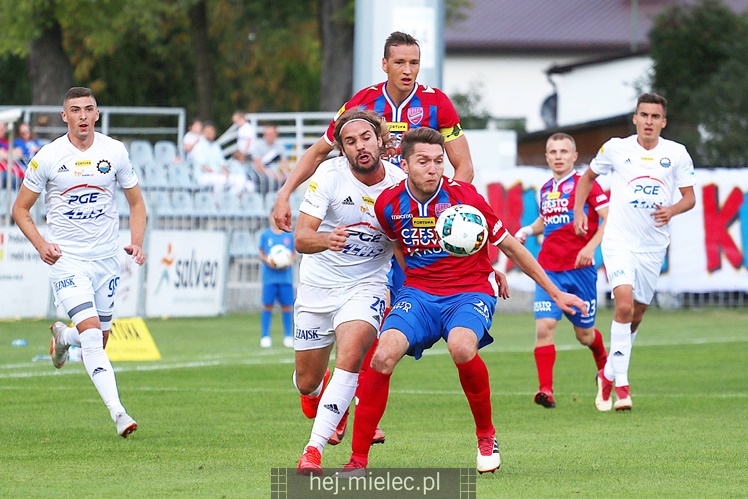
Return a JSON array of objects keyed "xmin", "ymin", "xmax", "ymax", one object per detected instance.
[
  {"xmin": 269, "ymin": 244, "xmax": 293, "ymax": 269},
  {"xmin": 435, "ymin": 204, "xmax": 488, "ymax": 257}
]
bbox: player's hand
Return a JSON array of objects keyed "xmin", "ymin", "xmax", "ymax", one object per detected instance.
[
  {"xmin": 553, "ymin": 291, "xmax": 588, "ymax": 316},
  {"xmin": 652, "ymin": 204, "xmax": 674, "ymax": 227},
  {"xmin": 38, "ymin": 242, "xmax": 62, "ymax": 265},
  {"xmin": 574, "ymin": 246, "xmax": 595, "ymax": 268},
  {"xmin": 513, "ymin": 227, "xmax": 530, "ymax": 244},
  {"xmin": 573, "ymin": 210, "xmax": 588, "ymax": 236},
  {"xmin": 272, "ymin": 197, "xmax": 293, "ymax": 232},
  {"xmin": 124, "ymin": 244, "xmax": 146, "ymax": 266},
  {"xmin": 495, "ymin": 270, "xmax": 510, "ymax": 300},
  {"xmin": 327, "ymin": 226, "xmax": 349, "ymax": 252}
]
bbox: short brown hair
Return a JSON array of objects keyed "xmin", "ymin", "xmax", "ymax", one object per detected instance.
[
  {"xmin": 63, "ymin": 87, "xmax": 96, "ymax": 106},
  {"xmin": 383, "ymin": 31, "xmax": 419, "ymax": 59},
  {"xmin": 400, "ymin": 127, "xmax": 444, "ymax": 162},
  {"xmin": 333, "ymin": 109, "xmax": 389, "ymax": 149},
  {"xmin": 546, "ymin": 133, "xmax": 576, "ymax": 151},
  {"xmin": 637, "ymin": 93, "xmax": 667, "ymax": 116}
]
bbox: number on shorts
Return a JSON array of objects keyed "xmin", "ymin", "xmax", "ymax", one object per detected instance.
[{"xmin": 107, "ymin": 277, "xmax": 120, "ymax": 298}]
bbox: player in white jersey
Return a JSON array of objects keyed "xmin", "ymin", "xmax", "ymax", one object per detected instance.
[
  {"xmin": 12, "ymin": 87, "xmax": 147, "ymax": 437},
  {"xmin": 295, "ymin": 109, "xmax": 406, "ymax": 475},
  {"xmin": 573, "ymin": 93, "xmax": 695, "ymax": 412}
]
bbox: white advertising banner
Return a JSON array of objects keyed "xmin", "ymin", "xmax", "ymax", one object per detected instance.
[
  {"xmin": 145, "ymin": 230, "xmax": 227, "ymax": 317},
  {"xmin": 481, "ymin": 167, "xmax": 748, "ymax": 294},
  {"xmin": 0, "ymin": 226, "xmax": 51, "ymax": 318},
  {"xmin": 115, "ymin": 231, "xmax": 143, "ymax": 318}
]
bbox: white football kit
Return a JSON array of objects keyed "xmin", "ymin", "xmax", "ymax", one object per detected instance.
[
  {"xmin": 23, "ymin": 132, "xmax": 138, "ymax": 324},
  {"xmin": 591, "ymin": 135, "xmax": 695, "ymax": 303},
  {"xmin": 294, "ymin": 156, "xmax": 406, "ymax": 350}
]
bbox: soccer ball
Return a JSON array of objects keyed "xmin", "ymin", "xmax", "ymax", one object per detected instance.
[
  {"xmin": 268, "ymin": 244, "xmax": 293, "ymax": 269},
  {"xmin": 435, "ymin": 204, "xmax": 488, "ymax": 257}
]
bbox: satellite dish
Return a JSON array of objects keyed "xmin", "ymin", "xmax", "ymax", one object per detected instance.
[{"xmin": 541, "ymin": 93, "xmax": 557, "ymax": 128}]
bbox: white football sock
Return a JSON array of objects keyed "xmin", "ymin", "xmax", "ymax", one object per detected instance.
[
  {"xmin": 631, "ymin": 329, "xmax": 638, "ymax": 345},
  {"xmin": 608, "ymin": 321, "xmax": 633, "ymax": 387},
  {"xmin": 307, "ymin": 368, "xmax": 358, "ymax": 451},
  {"xmin": 62, "ymin": 326, "xmax": 81, "ymax": 347},
  {"xmin": 293, "ymin": 370, "xmax": 325, "ymax": 396},
  {"xmin": 80, "ymin": 328, "xmax": 125, "ymax": 421}
]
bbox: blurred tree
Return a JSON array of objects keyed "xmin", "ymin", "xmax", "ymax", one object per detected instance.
[
  {"xmin": 319, "ymin": 0, "xmax": 354, "ymax": 111},
  {"xmin": 649, "ymin": 0, "xmax": 748, "ymax": 167}
]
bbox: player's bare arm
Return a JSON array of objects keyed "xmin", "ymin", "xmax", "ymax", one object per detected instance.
[
  {"xmin": 652, "ymin": 186, "xmax": 695, "ymax": 227},
  {"xmin": 573, "ymin": 169, "xmax": 598, "ymax": 236},
  {"xmin": 11, "ymin": 185, "xmax": 62, "ymax": 265},
  {"xmin": 273, "ymin": 137, "xmax": 334, "ymax": 231},
  {"xmin": 123, "ymin": 184, "xmax": 147, "ymax": 266},
  {"xmin": 294, "ymin": 212, "xmax": 349, "ymax": 253},
  {"xmin": 495, "ymin": 270, "xmax": 510, "ymax": 300},
  {"xmin": 575, "ymin": 205, "xmax": 608, "ymax": 268},
  {"xmin": 498, "ymin": 236, "xmax": 588, "ymax": 316},
  {"xmin": 444, "ymin": 135, "xmax": 474, "ymax": 183}
]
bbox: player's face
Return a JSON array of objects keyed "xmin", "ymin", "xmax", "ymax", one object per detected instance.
[
  {"xmin": 545, "ymin": 138, "xmax": 578, "ymax": 178},
  {"xmin": 61, "ymin": 96, "xmax": 99, "ymax": 144},
  {"xmin": 402, "ymin": 143, "xmax": 444, "ymax": 200},
  {"xmin": 382, "ymin": 44, "xmax": 420, "ymax": 97},
  {"xmin": 340, "ymin": 121, "xmax": 382, "ymax": 174},
  {"xmin": 633, "ymin": 103, "xmax": 666, "ymax": 146}
]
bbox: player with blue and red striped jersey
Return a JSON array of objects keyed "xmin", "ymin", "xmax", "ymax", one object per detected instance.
[
  {"xmin": 514, "ymin": 133, "xmax": 609, "ymax": 409},
  {"xmin": 273, "ymin": 31, "xmax": 474, "ymax": 233},
  {"xmin": 341, "ymin": 127, "xmax": 587, "ymax": 475}
]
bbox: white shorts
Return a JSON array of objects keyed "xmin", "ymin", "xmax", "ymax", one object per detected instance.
[
  {"xmin": 602, "ymin": 244, "xmax": 666, "ymax": 305},
  {"xmin": 49, "ymin": 255, "xmax": 120, "ymax": 327},
  {"xmin": 293, "ymin": 281, "xmax": 388, "ymax": 351}
]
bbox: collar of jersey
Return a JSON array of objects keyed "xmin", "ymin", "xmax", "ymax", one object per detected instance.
[
  {"xmin": 404, "ymin": 177, "xmax": 443, "ymax": 217},
  {"xmin": 382, "ymin": 82, "xmax": 419, "ymax": 122}
]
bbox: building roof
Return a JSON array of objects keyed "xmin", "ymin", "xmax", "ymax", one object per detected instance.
[{"xmin": 445, "ymin": 0, "xmax": 748, "ymax": 53}]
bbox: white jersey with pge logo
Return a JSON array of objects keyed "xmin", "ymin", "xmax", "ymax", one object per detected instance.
[
  {"xmin": 23, "ymin": 132, "xmax": 138, "ymax": 260},
  {"xmin": 298, "ymin": 156, "xmax": 406, "ymax": 287},
  {"xmin": 591, "ymin": 135, "xmax": 694, "ymax": 252}
]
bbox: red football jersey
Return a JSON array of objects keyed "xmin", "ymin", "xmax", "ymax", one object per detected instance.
[
  {"xmin": 324, "ymin": 82, "xmax": 463, "ymax": 167},
  {"xmin": 375, "ymin": 177, "xmax": 508, "ymax": 296}
]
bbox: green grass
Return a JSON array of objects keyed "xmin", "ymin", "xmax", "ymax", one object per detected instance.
[{"xmin": 1, "ymin": 308, "xmax": 747, "ymax": 498}]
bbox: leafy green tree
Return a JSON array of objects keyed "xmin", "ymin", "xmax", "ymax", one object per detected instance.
[{"xmin": 649, "ymin": 0, "xmax": 748, "ymax": 167}]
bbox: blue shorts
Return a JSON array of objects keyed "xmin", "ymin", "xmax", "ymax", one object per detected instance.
[
  {"xmin": 262, "ymin": 283, "xmax": 294, "ymax": 307},
  {"xmin": 533, "ymin": 266, "xmax": 597, "ymax": 328},
  {"xmin": 382, "ymin": 287, "xmax": 496, "ymax": 360},
  {"xmin": 387, "ymin": 259, "xmax": 406, "ymax": 301}
]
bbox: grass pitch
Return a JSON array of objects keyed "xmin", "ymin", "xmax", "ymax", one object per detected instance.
[{"xmin": 1, "ymin": 308, "xmax": 747, "ymax": 497}]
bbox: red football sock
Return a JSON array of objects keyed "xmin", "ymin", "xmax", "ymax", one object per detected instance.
[
  {"xmin": 355, "ymin": 337, "xmax": 378, "ymax": 400},
  {"xmin": 350, "ymin": 369, "xmax": 391, "ymax": 463},
  {"xmin": 456, "ymin": 355, "xmax": 495, "ymax": 438},
  {"xmin": 589, "ymin": 329, "xmax": 608, "ymax": 370},
  {"xmin": 534, "ymin": 344, "xmax": 556, "ymax": 393}
]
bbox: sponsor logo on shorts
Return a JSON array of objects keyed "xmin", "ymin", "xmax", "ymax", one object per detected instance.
[
  {"xmin": 609, "ymin": 269, "xmax": 626, "ymax": 280},
  {"xmin": 534, "ymin": 301, "xmax": 552, "ymax": 312},
  {"xmin": 472, "ymin": 299, "xmax": 490, "ymax": 321},
  {"xmin": 295, "ymin": 327, "xmax": 321, "ymax": 341},
  {"xmin": 392, "ymin": 301, "xmax": 412, "ymax": 313},
  {"xmin": 54, "ymin": 276, "xmax": 76, "ymax": 292}
]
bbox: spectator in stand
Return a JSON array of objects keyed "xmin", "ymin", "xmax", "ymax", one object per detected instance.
[
  {"xmin": 1, "ymin": 122, "xmax": 25, "ymax": 189},
  {"xmin": 183, "ymin": 118, "xmax": 203, "ymax": 159},
  {"xmin": 250, "ymin": 125, "xmax": 289, "ymax": 193},
  {"xmin": 191, "ymin": 122, "xmax": 253, "ymax": 196},
  {"xmin": 13, "ymin": 122, "xmax": 43, "ymax": 161},
  {"xmin": 232, "ymin": 111, "xmax": 256, "ymax": 163}
]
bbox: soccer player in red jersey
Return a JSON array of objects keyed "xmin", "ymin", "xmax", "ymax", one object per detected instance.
[
  {"xmin": 339, "ymin": 128, "xmax": 587, "ymax": 475},
  {"xmin": 273, "ymin": 31, "xmax": 474, "ymax": 233},
  {"xmin": 514, "ymin": 133, "xmax": 609, "ymax": 409}
]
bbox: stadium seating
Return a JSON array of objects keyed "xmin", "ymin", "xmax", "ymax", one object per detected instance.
[
  {"xmin": 229, "ymin": 230, "xmax": 259, "ymax": 258},
  {"xmin": 143, "ymin": 163, "xmax": 169, "ymax": 190},
  {"xmin": 242, "ymin": 193, "xmax": 266, "ymax": 218},
  {"xmin": 129, "ymin": 140, "xmax": 155, "ymax": 166},
  {"xmin": 154, "ymin": 140, "xmax": 179, "ymax": 164},
  {"xmin": 194, "ymin": 191, "xmax": 218, "ymax": 217},
  {"xmin": 168, "ymin": 163, "xmax": 194, "ymax": 190}
]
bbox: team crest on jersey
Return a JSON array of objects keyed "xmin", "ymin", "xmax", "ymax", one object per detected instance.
[
  {"xmin": 435, "ymin": 203, "xmax": 451, "ymax": 215},
  {"xmin": 97, "ymin": 159, "xmax": 112, "ymax": 174},
  {"xmin": 660, "ymin": 157, "xmax": 671, "ymax": 168},
  {"xmin": 407, "ymin": 107, "xmax": 424, "ymax": 126},
  {"xmin": 562, "ymin": 181, "xmax": 574, "ymax": 194}
]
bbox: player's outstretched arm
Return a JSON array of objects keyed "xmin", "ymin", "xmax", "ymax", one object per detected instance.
[
  {"xmin": 444, "ymin": 135, "xmax": 474, "ymax": 183},
  {"xmin": 12, "ymin": 185, "xmax": 61, "ymax": 265},
  {"xmin": 294, "ymin": 212, "xmax": 348, "ymax": 254},
  {"xmin": 514, "ymin": 216, "xmax": 544, "ymax": 244},
  {"xmin": 498, "ymin": 235, "xmax": 587, "ymax": 315},
  {"xmin": 123, "ymin": 185, "xmax": 147, "ymax": 265},
  {"xmin": 573, "ymin": 169, "xmax": 598, "ymax": 236},
  {"xmin": 273, "ymin": 138, "xmax": 334, "ymax": 232}
]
